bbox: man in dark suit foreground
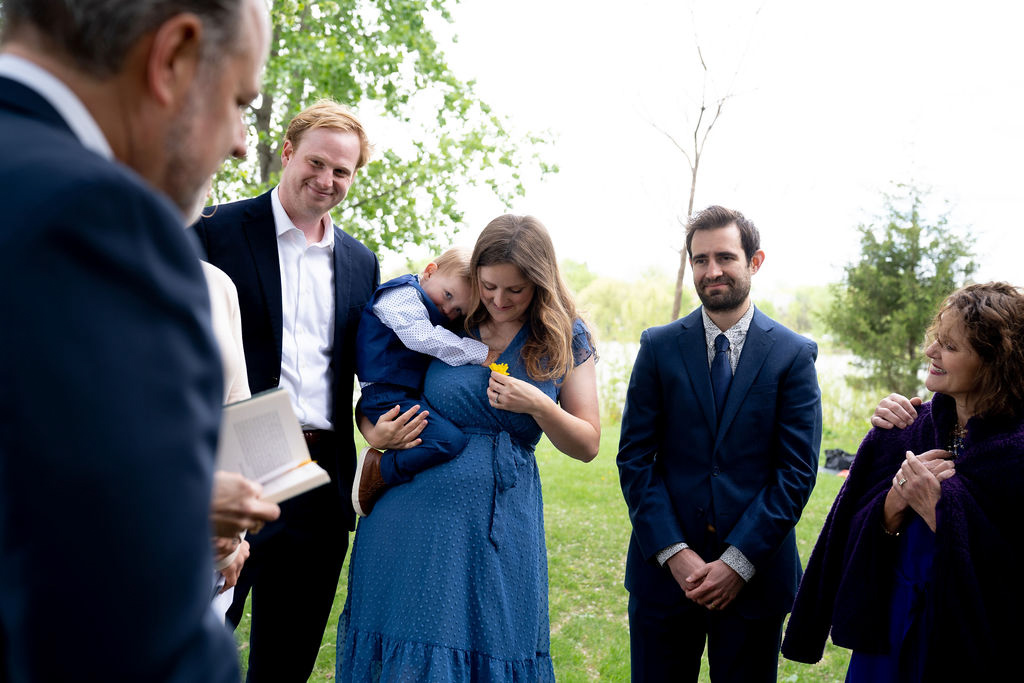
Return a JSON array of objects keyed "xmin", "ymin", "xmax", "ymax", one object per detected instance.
[
  {"xmin": 193, "ymin": 100, "xmax": 381, "ymax": 682},
  {"xmin": 0, "ymin": 1, "xmax": 272, "ymax": 681},
  {"xmin": 618, "ymin": 205, "xmax": 822, "ymax": 682}
]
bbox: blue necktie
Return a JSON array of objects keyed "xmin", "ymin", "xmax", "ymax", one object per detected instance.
[{"xmin": 712, "ymin": 333, "xmax": 732, "ymax": 417}]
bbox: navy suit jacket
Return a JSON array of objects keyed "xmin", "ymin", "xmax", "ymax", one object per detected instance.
[
  {"xmin": 0, "ymin": 77, "xmax": 237, "ymax": 681},
  {"xmin": 192, "ymin": 191, "xmax": 379, "ymax": 530},
  {"xmin": 618, "ymin": 306, "xmax": 822, "ymax": 618}
]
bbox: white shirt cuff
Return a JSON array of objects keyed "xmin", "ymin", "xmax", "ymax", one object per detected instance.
[
  {"xmin": 656, "ymin": 542, "xmax": 689, "ymax": 567},
  {"xmin": 720, "ymin": 545, "xmax": 755, "ymax": 582}
]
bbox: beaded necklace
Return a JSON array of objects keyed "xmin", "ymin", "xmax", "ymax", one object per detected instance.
[{"xmin": 949, "ymin": 423, "xmax": 968, "ymax": 458}]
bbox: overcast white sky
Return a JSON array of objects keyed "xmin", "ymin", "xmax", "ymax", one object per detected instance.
[{"xmin": 382, "ymin": 0, "xmax": 1023, "ymax": 293}]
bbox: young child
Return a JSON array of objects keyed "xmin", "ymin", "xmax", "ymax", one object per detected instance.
[{"xmin": 352, "ymin": 246, "xmax": 488, "ymax": 516}]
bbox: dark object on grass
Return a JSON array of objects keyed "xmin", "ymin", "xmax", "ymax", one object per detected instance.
[{"xmin": 824, "ymin": 448, "xmax": 855, "ymax": 472}]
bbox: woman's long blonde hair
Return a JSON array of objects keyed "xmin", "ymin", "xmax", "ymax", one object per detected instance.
[{"xmin": 465, "ymin": 215, "xmax": 592, "ymax": 382}]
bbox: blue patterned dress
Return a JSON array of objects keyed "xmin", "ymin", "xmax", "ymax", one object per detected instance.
[{"xmin": 337, "ymin": 321, "xmax": 593, "ymax": 682}]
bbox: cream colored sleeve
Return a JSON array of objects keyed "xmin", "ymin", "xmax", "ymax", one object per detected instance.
[{"xmin": 201, "ymin": 261, "xmax": 252, "ymax": 404}]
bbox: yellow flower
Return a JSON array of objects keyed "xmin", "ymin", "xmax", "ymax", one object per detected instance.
[{"xmin": 488, "ymin": 362, "xmax": 509, "ymax": 375}]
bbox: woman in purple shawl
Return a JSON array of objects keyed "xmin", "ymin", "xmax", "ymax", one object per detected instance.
[{"xmin": 782, "ymin": 282, "xmax": 1024, "ymax": 682}]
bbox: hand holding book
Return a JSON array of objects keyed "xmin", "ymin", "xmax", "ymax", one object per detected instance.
[
  {"xmin": 210, "ymin": 470, "xmax": 280, "ymax": 538},
  {"xmin": 216, "ymin": 388, "xmax": 332, "ymax": 505}
]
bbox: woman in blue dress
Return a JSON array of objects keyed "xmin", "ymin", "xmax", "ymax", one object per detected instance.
[{"xmin": 337, "ymin": 214, "xmax": 601, "ymax": 682}]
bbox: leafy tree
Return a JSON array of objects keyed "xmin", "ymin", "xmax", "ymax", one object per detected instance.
[
  {"xmin": 578, "ymin": 269, "xmax": 687, "ymax": 343},
  {"xmin": 573, "ymin": 268, "xmax": 690, "ymax": 421},
  {"xmin": 214, "ymin": 0, "xmax": 553, "ymax": 255},
  {"xmin": 824, "ymin": 184, "xmax": 976, "ymax": 396},
  {"xmin": 754, "ymin": 286, "xmax": 831, "ymax": 338},
  {"xmin": 784, "ymin": 286, "xmax": 832, "ymax": 338},
  {"xmin": 561, "ymin": 259, "xmax": 599, "ymax": 297}
]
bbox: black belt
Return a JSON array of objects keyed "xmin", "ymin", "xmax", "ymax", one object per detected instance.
[{"xmin": 302, "ymin": 429, "xmax": 335, "ymax": 450}]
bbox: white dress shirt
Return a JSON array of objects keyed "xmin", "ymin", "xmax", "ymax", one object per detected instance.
[
  {"xmin": 271, "ymin": 187, "xmax": 335, "ymax": 430},
  {"xmin": 701, "ymin": 304, "xmax": 754, "ymax": 374},
  {"xmin": 358, "ymin": 280, "xmax": 488, "ymax": 389}
]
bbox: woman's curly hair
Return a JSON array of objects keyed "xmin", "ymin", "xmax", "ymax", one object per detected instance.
[{"xmin": 928, "ymin": 282, "xmax": 1024, "ymax": 419}]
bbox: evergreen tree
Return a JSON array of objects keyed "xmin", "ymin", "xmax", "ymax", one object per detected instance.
[{"xmin": 825, "ymin": 184, "xmax": 976, "ymax": 396}]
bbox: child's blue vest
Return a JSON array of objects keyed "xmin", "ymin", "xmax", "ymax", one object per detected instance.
[{"xmin": 355, "ymin": 273, "xmax": 449, "ymax": 390}]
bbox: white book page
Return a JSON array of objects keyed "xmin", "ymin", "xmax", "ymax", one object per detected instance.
[
  {"xmin": 231, "ymin": 410, "xmax": 297, "ymax": 483},
  {"xmin": 216, "ymin": 388, "xmax": 310, "ymax": 484}
]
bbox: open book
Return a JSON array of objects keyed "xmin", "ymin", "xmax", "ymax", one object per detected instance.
[{"xmin": 216, "ymin": 387, "xmax": 331, "ymax": 504}]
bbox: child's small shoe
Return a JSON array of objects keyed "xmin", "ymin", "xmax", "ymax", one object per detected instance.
[{"xmin": 352, "ymin": 447, "xmax": 389, "ymax": 517}]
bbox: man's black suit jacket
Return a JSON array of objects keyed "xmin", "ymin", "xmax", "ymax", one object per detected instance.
[
  {"xmin": 192, "ymin": 191, "xmax": 380, "ymax": 529},
  {"xmin": 0, "ymin": 75, "xmax": 237, "ymax": 682}
]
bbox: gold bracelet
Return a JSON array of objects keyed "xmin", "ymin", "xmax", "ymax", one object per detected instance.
[{"xmin": 881, "ymin": 522, "xmax": 901, "ymax": 537}]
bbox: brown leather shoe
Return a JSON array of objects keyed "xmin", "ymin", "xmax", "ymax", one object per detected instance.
[{"xmin": 352, "ymin": 447, "xmax": 389, "ymax": 517}]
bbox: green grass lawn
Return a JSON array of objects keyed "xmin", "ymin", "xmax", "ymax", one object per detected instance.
[{"xmin": 234, "ymin": 423, "xmax": 857, "ymax": 681}]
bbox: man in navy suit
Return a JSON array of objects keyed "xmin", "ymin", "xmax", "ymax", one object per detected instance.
[
  {"xmin": 193, "ymin": 100, "xmax": 381, "ymax": 682},
  {"xmin": 618, "ymin": 206, "xmax": 821, "ymax": 682},
  {"xmin": 0, "ymin": 1, "xmax": 273, "ymax": 681}
]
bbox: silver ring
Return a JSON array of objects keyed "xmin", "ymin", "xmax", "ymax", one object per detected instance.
[{"xmin": 898, "ymin": 477, "xmax": 907, "ymax": 486}]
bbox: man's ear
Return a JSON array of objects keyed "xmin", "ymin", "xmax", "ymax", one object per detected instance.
[
  {"xmin": 281, "ymin": 139, "xmax": 294, "ymax": 167},
  {"xmin": 749, "ymin": 250, "xmax": 766, "ymax": 274},
  {"xmin": 146, "ymin": 13, "xmax": 203, "ymax": 107}
]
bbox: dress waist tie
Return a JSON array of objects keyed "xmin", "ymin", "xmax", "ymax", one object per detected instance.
[{"xmin": 464, "ymin": 428, "xmax": 530, "ymax": 550}]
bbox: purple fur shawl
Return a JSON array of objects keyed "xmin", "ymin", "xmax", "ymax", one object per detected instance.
[{"xmin": 781, "ymin": 394, "xmax": 1024, "ymax": 680}]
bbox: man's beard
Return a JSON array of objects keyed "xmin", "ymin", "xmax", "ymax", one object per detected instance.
[
  {"xmin": 164, "ymin": 84, "xmax": 216, "ymax": 224},
  {"xmin": 696, "ymin": 275, "xmax": 750, "ymax": 312},
  {"xmin": 181, "ymin": 176, "xmax": 214, "ymax": 226}
]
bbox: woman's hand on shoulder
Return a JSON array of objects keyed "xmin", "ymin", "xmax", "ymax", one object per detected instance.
[{"xmin": 871, "ymin": 394, "xmax": 923, "ymax": 430}]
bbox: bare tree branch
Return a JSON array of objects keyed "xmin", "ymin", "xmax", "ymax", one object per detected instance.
[
  {"xmin": 691, "ymin": 102, "xmax": 706, "ymax": 156},
  {"xmin": 723, "ymin": 1, "xmax": 765, "ymax": 97},
  {"xmin": 649, "ymin": 120, "xmax": 695, "ymax": 170},
  {"xmin": 699, "ymin": 95, "xmax": 730, "ymax": 151},
  {"xmin": 662, "ymin": 4, "xmax": 761, "ymax": 321}
]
